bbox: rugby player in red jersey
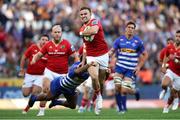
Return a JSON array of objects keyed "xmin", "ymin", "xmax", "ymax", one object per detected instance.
[
  {"xmin": 79, "ymin": 7, "xmax": 109, "ymax": 115},
  {"xmin": 19, "ymin": 34, "xmax": 49, "ymax": 114},
  {"xmin": 159, "ymin": 38, "xmax": 174, "ymax": 99},
  {"xmin": 161, "ymin": 30, "xmax": 180, "ymax": 113},
  {"xmin": 31, "ymin": 25, "xmax": 79, "ymax": 116}
]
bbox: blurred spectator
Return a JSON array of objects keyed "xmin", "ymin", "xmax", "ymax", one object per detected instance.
[{"xmin": 137, "ymin": 67, "xmax": 153, "ymax": 85}]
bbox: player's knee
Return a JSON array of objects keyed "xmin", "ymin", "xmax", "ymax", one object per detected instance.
[
  {"xmin": 22, "ymin": 92, "xmax": 30, "ymax": 97},
  {"xmin": 115, "ymin": 85, "xmax": 121, "ymax": 92},
  {"xmin": 22, "ymin": 90, "xmax": 31, "ymax": 97}
]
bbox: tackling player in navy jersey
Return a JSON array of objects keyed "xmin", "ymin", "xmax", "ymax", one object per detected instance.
[
  {"xmin": 109, "ymin": 21, "xmax": 148, "ymax": 114},
  {"xmin": 28, "ymin": 61, "xmax": 96, "ymax": 109}
]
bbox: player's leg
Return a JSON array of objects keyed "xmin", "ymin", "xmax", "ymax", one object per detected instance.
[
  {"xmin": 22, "ymin": 74, "xmax": 34, "ymax": 97},
  {"xmin": 121, "ymin": 77, "xmax": 138, "ymax": 112},
  {"xmin": 23, "ymin": 84, "xmax": 42, "ymax": 113},
  {"xmin": 163, "ymin": 88, "xmax": 177, "ymax": 113},
  {"xmin": 94, "ymin": 53, "xmax": 109, "ymax": 115},
  {"xmin": 49, "ymin": 93, "xmax": 77, "ymax": 109},
  {"xmin": 36, "ymin": 68, "xmax": 55, "ymax": 116},
  {"xmin": 171, "ymin": 73, "xmax": 180, "ymax": 111},
  {"xmin": 114, "ymin": 73, "xmax": 124, "ymax": 113},
  {"xmin": 28, "ymin": 77, "xmax": 60, "ymax": 108},
  {"xmin": 78, "ymin": 78, "xmax": 92, "ymax": 113},
  {"xmin": 159, "ymin": 70, "xmax": 172, "ymax": 99},
  {"xmin": 21, "ymin": 74, "xmax": 33, "ymax": 114}
]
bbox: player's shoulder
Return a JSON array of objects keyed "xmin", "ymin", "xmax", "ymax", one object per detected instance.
[
  {"xmin": 28, "ymin": 43, "xmax": 37, "ymax": 49},
  {"xmin": 133, "ymin": 35, "xmax": 142, "ymax": 41},
  {"xmin": 45, "ymin": 40, "xmax": 52, "ymax": 45},
  {"xmin": 115, "ymin": 35, "xmax": 125, "ymax": 41},
  {"xmin": 62, "ymin": 39, "xmax": 71, "ymax": 44},
  {"xmin": 167, "ymin": 43, "xmax": 174, "ymax": 47},
  {"xmin": 90, "ymin": 18, "xmax": 99, "ymax": 25},
  {"xmin": 133, "ymin": 35, "xmax": 144, "ymax": 44}
]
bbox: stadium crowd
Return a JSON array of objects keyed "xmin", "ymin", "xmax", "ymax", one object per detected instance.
[{"xmin": 0, "ymin": 0, "xmax": 180, "ymax": 85}]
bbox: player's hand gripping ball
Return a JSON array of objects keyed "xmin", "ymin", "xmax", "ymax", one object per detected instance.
[{"xmin": 83, "ymin": 26, "xmax": 95, "ymax": 42}]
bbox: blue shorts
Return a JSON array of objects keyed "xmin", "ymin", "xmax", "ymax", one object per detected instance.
[{"xmin": 115, "ymin": 65, "xmax": 136, "ymax": 81}]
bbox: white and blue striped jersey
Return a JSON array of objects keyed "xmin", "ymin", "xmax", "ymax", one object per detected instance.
[
  {"xmin": 113, "ymin": 35, "xmax": 145, "ymax": 70},
  {"xmin": 50, "ymin": 62, "xmax": 89, "ymax": 96}
]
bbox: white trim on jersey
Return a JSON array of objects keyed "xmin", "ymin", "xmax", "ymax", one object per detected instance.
[
  {"xmin": 120, "ymin": 52, "xmax": 138, "ymax": 56},
  {"xmin": 118, "ymin": 61, "xmax": 138, "ymax": 66},
  {"xmin": 118, "ymin": 56, "xmax": 138, "ymax": 61},
  {"xmin": 116, "ymin": 63, "xmax": 135, "ymax": 70}
]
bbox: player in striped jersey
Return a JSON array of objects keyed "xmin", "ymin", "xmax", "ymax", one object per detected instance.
[
  {"xmin": 109, "ymin": 21, "xmax": 148, "ymax": 114},
  {"xmin": 28, "ymin": 61, "xmax": 96, "ymax": 109}
]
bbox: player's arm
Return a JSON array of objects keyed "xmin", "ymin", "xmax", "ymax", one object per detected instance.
[
  {"xmin": 31, "ymin": 52, "xmax": 43, "ymax": 64},
  {"xmin": 80, "ymin": 25, "xmax": 99, "ymax": 36},
  {"xmin": 161, "ymin": 54, "xmax": 169, "ymax": 73},
  {"xmin": 134, "ymin": 50, "xmax": 148, "ymax": 75},
  {"xmin": 70, "ymin": 51, "xmax": 80, "ymax": 62},
  {"xmin": 18, "ymin": 54, "xmax": 27, "ymax": 77},
  {"xmin": 74, "ymin": 62, "xmax": 96, "ymax": 74},
  {"xmin": 108, "ymin": 48, "xmax": 115, "ymax": 57},
  {"xmin": 81, "ymin": 43, "xmax": 87, "ymax": 66}
]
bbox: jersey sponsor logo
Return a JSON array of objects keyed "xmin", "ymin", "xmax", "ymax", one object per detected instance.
[
  {"xmin": 120, "ymin": 48, "xmax": 136, "ymax": 53},
  {"xmin": 48, "ymin": 52, "xmax": 65, "ymax": 55},
  {"xmin": 49, "ymin": 46, "xmax": 52, "ymax": 49}
]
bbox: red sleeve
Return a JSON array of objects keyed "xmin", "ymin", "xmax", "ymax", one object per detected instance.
[
  {"xmin": 159, "ymin": 48, "xmax": 166, "ymax": 61},
  {"xmin": 91, "ymin": 19, "xmax": 99, "ymax": 26},
  {"xmin": 24, "ymin": 45, "xmax": 33, "ymax": 58},
  {"xmin": 164, "ymin": 45, "xmax": 171, "ymax": 57},
  {"xmin": 40, "ymin": 43, "xmax": 48, "ymax": 55}
]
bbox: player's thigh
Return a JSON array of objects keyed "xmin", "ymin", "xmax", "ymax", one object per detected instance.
[
  {"xmin": 162, "ymin": 69, "xmax": 174, "ymax": 86},
  {"xmin": 31, "ymin": 75, "xmax": 43, "ymax": 95},
  {"xmin": 22, "ymin": 73, "xmax": 34, "ymax": 96},
  {"xmin": 31, "ymin": 85, "xmax": 42, "ymax": 95},
  {"xmin": 22, "ymin": 87, "xmax": 32, "ymax": 97},
  {"xmin": 42, "ymin": 77, "xmax": 51, "ymax": 93},
  {"xmin": 172, "ymin": 75, "xmax": 180, "ymax": 91},
  {"xmin": 99, "ymin": 69, "xmax": 107, "ymax": 82},
  {"xmin": 94, "ymin": 53, "xmax": 109, "ymax": 70},
  {"xmin": 88, "ymin": 65, "xmax": 99, "ymax": 80}
]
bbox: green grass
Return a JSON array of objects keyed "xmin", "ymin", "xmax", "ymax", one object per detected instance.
[{"xmin": 0, "ymin": 108, "xmax": 180, "ymax": 120}]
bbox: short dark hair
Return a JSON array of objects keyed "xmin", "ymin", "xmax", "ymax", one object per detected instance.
[
  {"xmin": 40, "ymin": 34, "xmax": 49, "ymax": 40},
  {"xmin": 176, "ymin": 30, "xmax": 180, "ymax": 34},
  {"xmin": 126, "ymin": 21, "xmax": 136, "ymax": 29},
  {"xmin": 80, "ymin": 6, "xmax": 91, "ymax": 13},
  {"xmin": 167, "ymin": 37, "xmax": 173, "ymax": 42}
]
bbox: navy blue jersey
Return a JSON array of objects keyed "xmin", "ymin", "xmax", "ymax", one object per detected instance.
[
  {"xmin": 113, "ymin": 35, "xmax": 145, "ymax": 70},
  {"xmin": 50, "ymin": 62, "xmax": 89, "ymax": 96}
]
